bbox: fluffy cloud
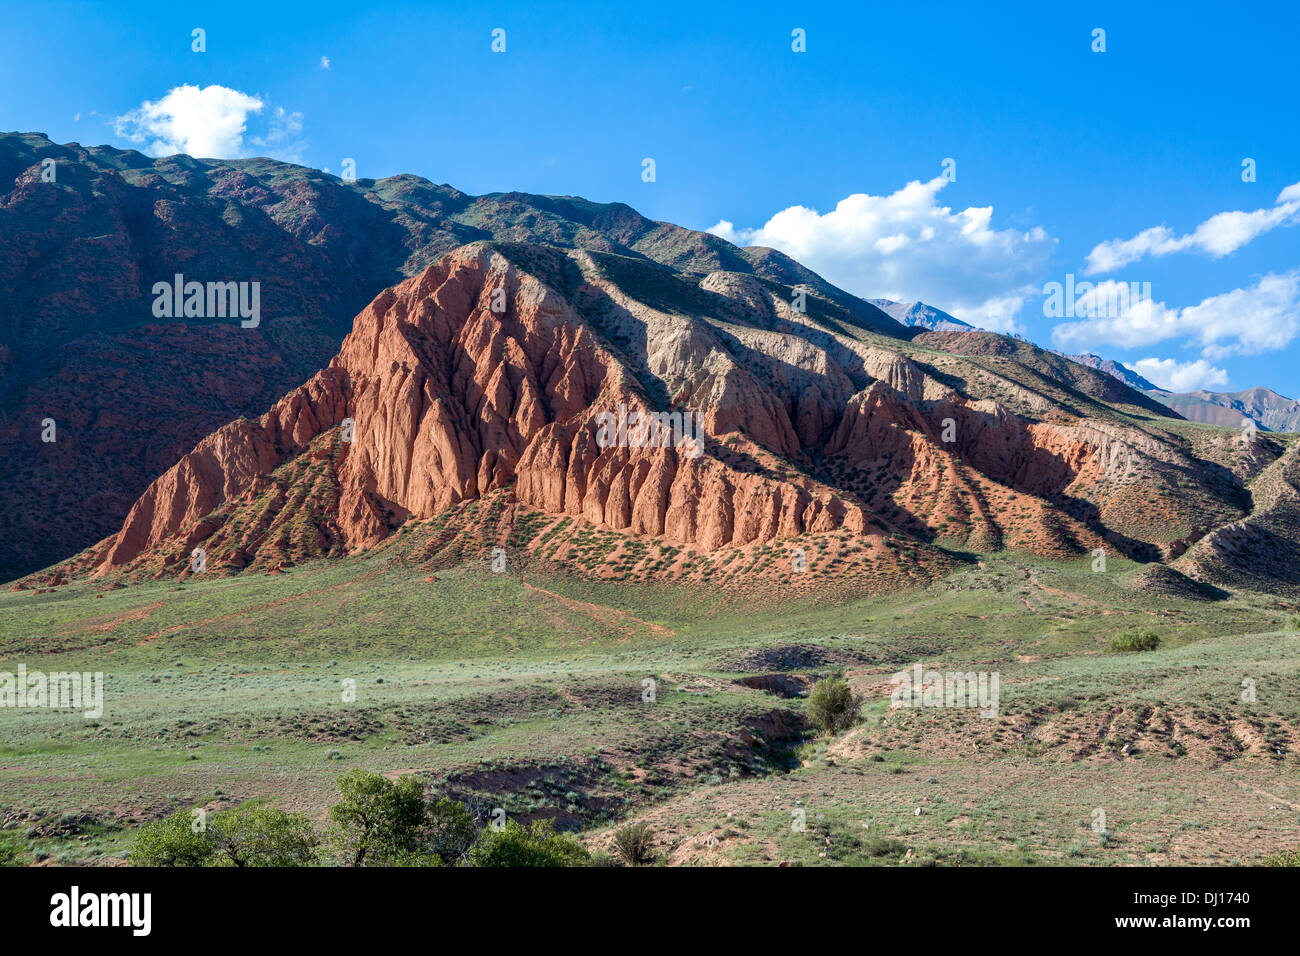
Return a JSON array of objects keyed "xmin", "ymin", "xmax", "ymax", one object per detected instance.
[
  {"xmin": 1051, "ymin": 269, "xmax": 1300, "ymax": 360},
  {"xmin": 708, "ymin": 177, "xmax": 1055, "ymax": 333},
  {"xmin": 1084, "ymin": 182, "xmax": 1300, "ymax": 274},
  {"xmin": 114, "ymin": 85, "xmax": 305, "ymax": 162},
  {"xmin": 1125, "ymin": 357, "xmax": 1228, "ymax": 392}
]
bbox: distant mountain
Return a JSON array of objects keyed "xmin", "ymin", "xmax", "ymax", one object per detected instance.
[
  {"xmin": 1152, "ymin": 387, "xmax": 1300, "ymax": 433},
  {"xmin": 867, "ymin": 298, "xmax": 973, "ymax": 332},
  {"xmin": 1056, "ymin": 352, "xmax": 1159, "ymax": 391},
  {"xmin": 1056, "ymin": 349, "xmax": 1298, "ymax": 433}
]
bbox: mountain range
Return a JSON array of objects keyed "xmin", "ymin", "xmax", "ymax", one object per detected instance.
[
  {"xmin": 872, "ymin": 312, "xmax": 1298, "ymax": 436},
  {"xmin": 1149, "ymin": 386, "xmax": 1300, "ymax": 432},
  {"xmin": 3, "ymin": 132, "xmax": 1296, "ymax": 600},
  {"xmin": 1059, "ymin": 354, "xmax": 1300, "ymax": 432},
  {"xmin": 0, "ymin": 131, "xmax": 897, "ymax": 581},
  {"xmin": 866, "ymin": 299, "xmax": 973, "ymax": 333}
]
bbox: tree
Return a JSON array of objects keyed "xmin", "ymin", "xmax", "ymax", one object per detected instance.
[
  {"xmin": 329, "ymin": 769, "xmax": 430, "ymax": 866},
  {"xmin": 129, "ymin": 811, "xmax": 215, "ymax": 867},
  {"xmin": 807, "ymin": 676, "xmax": 862, "ymax": 736},
  {"xmin": 208, "ymin": 803, "xmax": 318, "ymax": 867},
  {"xmin": 427, "ymin": 796, "xmax": 478, "ymax": 865},
  {"xmin": 468, "ymin": 819, "xmax": 590, "ymax": 867},
  {"xmin": 130, "ymin": 804, "xmax": 317, "ymax": 867}
]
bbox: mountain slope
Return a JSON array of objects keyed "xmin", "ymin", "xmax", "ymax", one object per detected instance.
[
  {"xmin": 0, "ymin": 132, "xmax": 902, "ymax": 580},
  {"xmin": 1177, "ymin": 438, "xmax": 1300, "ymax": 595},
  {"xmin": 1053, "ymin": 349, "xmax": 1297, "ymax": 433},
  {"xmin": 34, "ymin": 240, "xmax": 1275, "ymax": 602},
  {"xmin": 1057, "ymin": 352, "xmax": 1159, "ymax": 391}
]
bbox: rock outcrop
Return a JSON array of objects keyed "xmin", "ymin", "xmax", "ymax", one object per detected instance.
[{"xmin": 65, "ymin": 240, "xmax": 1258, "ymax": 590}]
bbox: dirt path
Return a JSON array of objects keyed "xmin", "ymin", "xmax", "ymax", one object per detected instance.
[{"xmin": 521, "ymin": 582, "xmax": 674, "ymax": 640}]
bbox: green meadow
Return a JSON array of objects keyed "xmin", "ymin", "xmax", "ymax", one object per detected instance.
[{"xmin": 1, "ymin": 551, "xmax": 1296, "ymax": 866}]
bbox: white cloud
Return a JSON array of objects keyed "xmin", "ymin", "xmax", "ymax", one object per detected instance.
[
  {"xmin": 1051, "ymin": 269, "xmax": 1300, "ymax": 360},
  {"xmin": 114, "ymin": 85, "xmax": 307, "ymax": 163},
  {"xmin": 1125, "ymin": 357, "xmax": 1228, "ymax": 392},
  {"xmin": 1084, "ymin": 182, "xmax": 1300, "ymax": 274},
  {"xmin": 707, "ymin": 177, "xmax": 1056, "ymax": 334},
  {"xmin": 320, "ymin": 56, "xmax": 331, "ymax": 69},
  {"xmin": 114, "ymin": 84, "xmax": 265, "ymax": 158}
]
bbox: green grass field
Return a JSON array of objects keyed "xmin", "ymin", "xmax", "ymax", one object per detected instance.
[{"xmin": 2, "ymin": 550, "xmax": 1297, "ymax": 866}]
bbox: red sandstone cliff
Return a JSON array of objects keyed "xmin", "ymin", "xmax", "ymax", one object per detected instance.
[{"xmin": 72, "ymin": 242, "xmax": 1256, "ymax": 587}]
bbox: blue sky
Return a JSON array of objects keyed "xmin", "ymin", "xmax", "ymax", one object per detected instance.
[{"xmin": 3, "ymin": 0, "xmax": 1297, "ymax": 395}]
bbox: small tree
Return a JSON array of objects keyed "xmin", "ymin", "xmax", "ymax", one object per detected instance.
[
  {"xmin": 130, "ymin": 810, "xmax": 215, "ymax": 867},
  {"xmin": 468, "ymin": 819, "xmax": 590, "ymax": 867},
  {"xmin": 208, "ymin": 803, "xmax": 318, "ymax": 867},
  {"xmin": 427, "ymin": 796, "xmax": 478, "ymax": 865},
  {"xmin": 807, "ymin": 675, "xmax": 862, "ymax": 736},
  {"xmin": 329, "ymin": 769, "xmax": 429, "ymax": 866}
]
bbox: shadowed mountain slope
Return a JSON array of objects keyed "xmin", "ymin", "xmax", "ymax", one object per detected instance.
[{"xmin": 0, "ymin": 131, "xmax": 900, "ymax": 580}]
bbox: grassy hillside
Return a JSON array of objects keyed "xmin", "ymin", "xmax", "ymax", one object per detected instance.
[{"xmin": 2, "ymin": 551, "xmax": 1297, "ymax": 866}]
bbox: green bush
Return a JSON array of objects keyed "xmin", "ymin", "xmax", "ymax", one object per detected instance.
[
  {"xmin": 611, "ymin": 821, "xmax": 656, "ymax": 866},
  {"xmin": 130, "ymin": 810, "xmax": 216, "ymax": 867},
  {"xmin": 131, "ymin": 803, "xmax": 317, "ymax": 867},
  {"xmin": 329, "ymin": 769, "xmax": 431, "ymax": 866},
  {"xmin": 806, "ymin": 676, "xmax": 862, "ymax": 736},
  {"xmin": 208, "ymin": 803, "xmax": 318, "ymax": 867},
  {"xmin": 427, "ymin": 796, "xmax": 478, "ymax": 865},
  {"xmin": 0, "ymin": 832, "xmax": 27, "ymax": 868},
  {"xmin": 862, "ymin": 836, "xmax": 908, "ymax": 858},
  {"xmin": 468, "ymin": 819, "xmax": 590, "ymax": 867},
  {"xmin": 1108, "ymin": 629, "xmax": 1161, "ymax": 652},
  {"xmin": 1263, "ymin": 846, "xmax": 1300, "ymax": 866}
]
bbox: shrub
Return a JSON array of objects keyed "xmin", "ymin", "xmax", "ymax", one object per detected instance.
[
  {"xmin": 0, "ymin": 832, "xmax": 27, "ymax": 868},
  {"xmin": 468, "ymin": 819, "xmax": 590, "ymax": 867},
  {"xmin": 611, "ymin": 822, "xmax": 656, "ymax": 866},
  {"xmin": 427, "ymin": 796, "xmax": 478, "ymax": 865},
  {"xmin": 806, "ymin": 676, "xmax": 862, "ymax": 736},
  {"xmin": 130, "ymin": 810, "xmax": 216, "ymax": 866},
  {"xmin": 1262, "ymin": 846, "xmax": 1300, "ymax": 866},
  {"xmin": 207, "ymin": 803, "xmax": 318, "ymax": 867},
  {"xmin": 329, "ymin": 769, "xmax": 429, "ymax": 866},
  {"xmin": 1109, "ymin": 629, "xmax": 1161, "ymax": 652},
  {"xmin": 861, "ymin": 836, "xmax": 908, "ymax": 858},
  {"xmin": 131, "ymin": 803, "xmax": 317, "ymax": 867}
]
